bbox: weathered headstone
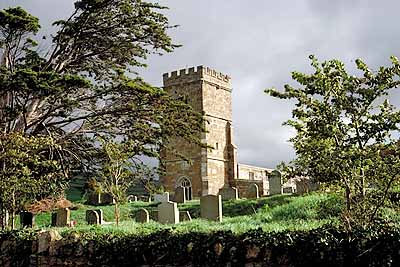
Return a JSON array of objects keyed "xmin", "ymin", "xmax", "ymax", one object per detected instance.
[
  {"xmin": 53, "ymin": 208, "xmax": 71, "ymax": 227},
  {"xmin": 87, "ymin": 192, "xmax": 101, "ymax": 206},
  {"xmin": 246, "ymin": 184, "xmax": 259, "ymax": 199},
  {"xmin": 179, "ymin": 211, "xmax": 192, "ymax": 222},
  {"xmin": 219, "ymin": 187, "xmax": 239, "ymax": 201},
  {"xmin": 269, "ymin": 170, "xmax": 282, "ymax": 195},
  {"xmin": 174, "ymin": 186, "xmax": 186, "ymax": 203},
  {"xmin": 86, "ymin": 210, "xmax": 100, "ymax": 225},
  {"xmin": 200, "ymin": 195, "xmax": 222, "ymax": 222},
  {"xmin": 135, "ymin": 208, "xmax": 150, "ymax": 223},
  {"xmin": 283, "ymin": 186, "xmax": 294, "ymax": 194},
  {"xmin": 127, "ymin": 195, "xmax": 138, "ymax": 203},
  {"xmin": 158, "ymin": 201, "xmax": 179, "ymax": 224},
  {"xmin": 20, "ymin": 211, "xmax": 35, "ymax": 228},
  {"xmin": 154, "ymin": 192, "xmax": 170, "ymax": 203}
]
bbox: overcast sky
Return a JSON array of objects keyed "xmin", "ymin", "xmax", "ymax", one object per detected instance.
[{"xmin": 2, "ymin": 0, "xmax": 400, "ymax": 169}]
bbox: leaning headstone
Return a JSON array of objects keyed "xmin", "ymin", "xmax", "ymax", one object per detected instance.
[
  {"xmin": 179, "ymin": 211, "xmax": 192, "ymax": 222},
  {"xmin": 174, "ymin": 186, "xmax": 186, "ymax": 203},
  {"xmin": 269, "ymin": 170, "xmax": 282, "ymax": 195},
  {"xmin": 86, "ymin": 210, "xmax": 100, "ymax": 225},
  {"xmin": 55, "ymin": 208, "xmax": 71, "ymax": 227},
  {"xmin": 158, "ymin": 201, "xmax": 179, "ymax": 224},
  {"xmin": 127, "ymin": 195, "xmax": 138, "ymax": 203},
  {"xmin": 200, "ymin": 195, "xmax": 222, "ymax": 222},
  {"xmin": 87, "ymin": 192, "xmax": 101, "ymax": 206},
  {"xmin": 20, "ymin": 211, "xmax": 35, "ymax": 228},
  {"xmin": 135, "ymin": 208, "xmax": 150, "ymax": 223},
  {"xmin": 219, "ymin": 187, "xmax": 239, "ymax": 200},
  {"xmin": 247, "ymin": 184, "xmax": 260, "ymax": 199},
  {"xmin": 154, "ymin": 192, "xmax": 169, "ymax": 203}
]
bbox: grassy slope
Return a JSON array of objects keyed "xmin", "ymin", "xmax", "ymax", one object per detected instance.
[{"xmin": 31, "ymin": 193, "xmax": 345, "ymax": 235}]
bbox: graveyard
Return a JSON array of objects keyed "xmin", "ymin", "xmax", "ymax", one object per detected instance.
[{"xmin": 17, "ymin": 192, "xmax": 344, "ymax": 234}]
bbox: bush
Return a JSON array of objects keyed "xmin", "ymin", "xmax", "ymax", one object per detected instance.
[{"xmin": 1, "ymin": 225, "xmax": 400, "ymax": 266}]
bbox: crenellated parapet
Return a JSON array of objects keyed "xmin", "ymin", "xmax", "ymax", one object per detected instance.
[{"xmin": 163, "ymin": 66, "xmax": 231, "ymax": 89}]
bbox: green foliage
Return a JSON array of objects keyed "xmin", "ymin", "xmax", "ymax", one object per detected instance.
[
  {"xmin": 0, "ymin": 2, "xmax": 204, "ymax": 223},
  {"xmin": 266, "ymin": 56, "xmax": 400, "ymax": 228},
  {"xmin": 2, "ymin": 225, "xmax": 400, "ymax": 266},
  {"xmin": 0, "ymin": 132, "xmax": 67, "ymax": 229}
]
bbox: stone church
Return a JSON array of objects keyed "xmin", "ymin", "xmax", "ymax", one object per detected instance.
[{"xmin": 160, "ymin": 66, "xmax": 272, "ymax": 198}]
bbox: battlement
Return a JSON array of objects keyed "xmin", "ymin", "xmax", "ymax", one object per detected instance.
[{"xmin": 163, "ymin": 66, "xmax": 231, "ymax": 87}]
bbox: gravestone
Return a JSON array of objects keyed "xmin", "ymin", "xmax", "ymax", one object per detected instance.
[
  {"xmin": 179, "ymin": 211, "xmax": 192, "ymax": 222},
  {"xmin": 55, "ymin": 208, "xmax": 71, "ymax": 227},
  {"xmin": 87, "ymin": 192, "xmax": 101, "ymax": 206},
  {"xmin": 135, "ymin": 208, "xmax": 150, "ymax": 223},
  {"xmin": 283, "ymin": 186, "xmax": 294, "ymax": 194},
  {"xmin": 174, "ymin": 186, "xmax": 186, "ymax": 203},
  {"xmin": 101, "ymin": 193, "xmax": 115, "ymax": 205},
  {"xmin": 295, "ymin": 179, "xmax": 308, "ymax": 194},
  {"xmin": 158, "ymin": 201, "xmax": 179, "ymax": 224},
  {"xmin": 269, "ymin": 170, "xmax": 282, "ymax": 195},
  {"xmin": 219, "ymin": 187, "xmax": 239, "ymax": 201},
  {"xmin": 247, "ymin": 184, "xmax": 259, "ymax": 199},
  {"xmin": 86, "ymin": 210, "xmax": 100, "ymax": 225},
  {"xmin": 154, "ymin": 192, "xmax": 169, "ymax": 203},
  {"xmin": 94, "ymin": 209, "xmax": 104, "ymax": 224},
  {"xmin": 0, "ymin": 210, "xmax": 9, "ymax": 229},
  {"xmin": 20, "ymin": 211, "xmax": 35, "ymax": 228},
  {"xmin": 200, "ymin": 195, "xmax": 222, "ymax": 222},
  {"xmin": 127, "ymin": 195, "xmax": 138, "ymax": 203}
]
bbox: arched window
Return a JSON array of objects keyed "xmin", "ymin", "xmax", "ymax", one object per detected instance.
[{"xmin": 176, "ymin": 177, "xmax": 192, "ymax": 200}]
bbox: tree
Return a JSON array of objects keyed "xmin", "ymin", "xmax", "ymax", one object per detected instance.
[
  {"xmin": 96, "ymin": 138, "xmax": 151, "ymax": 226},
  {"xmin": 0, "ymin": 1, "xmax": 204, "ymax": 222},
  {"xmin": 0, "ymin": 132, "xmax": 65, "ymax": 229},
  {"xmin": 266, "ymin": 56, "xmax": 400, "ymax": 228}
]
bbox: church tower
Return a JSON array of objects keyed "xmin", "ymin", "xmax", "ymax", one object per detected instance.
[{"xmin": 161, "ymin": 66, "xmax": 237, "ymax": 197}]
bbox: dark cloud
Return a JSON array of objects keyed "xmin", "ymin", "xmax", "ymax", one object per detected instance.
[{"xmin": 2, "ymin": 0, "xmax": 400, "ymax": 168}]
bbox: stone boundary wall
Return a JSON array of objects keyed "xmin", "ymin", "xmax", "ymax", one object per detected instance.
[{"xmin": 1, "ymin": 227, "xmax": 400, "ymax": 266}]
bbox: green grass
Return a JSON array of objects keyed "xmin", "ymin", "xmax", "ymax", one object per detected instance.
[{"xmin": 26, "ymin": 192, "xmax": 347, "ymax": 235}]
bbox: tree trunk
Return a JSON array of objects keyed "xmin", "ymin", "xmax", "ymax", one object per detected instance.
[{"xmin": 114, "ymin": 202, "xmax": 119, "ymax": 226}]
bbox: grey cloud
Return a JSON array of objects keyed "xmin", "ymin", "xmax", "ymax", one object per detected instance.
[{"xmin": 2, "ymin": 0, "xmax": 400, "ymax": 168}]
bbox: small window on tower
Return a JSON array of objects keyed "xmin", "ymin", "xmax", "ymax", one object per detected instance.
[{"xmin": 215, "ymin": 143, "xmax": 219, "ymax": 150}]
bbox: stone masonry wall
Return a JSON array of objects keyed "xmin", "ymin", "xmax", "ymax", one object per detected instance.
[{"xmin": 161, "ymin": 66, "xmax": 233, "ymax": 197}]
